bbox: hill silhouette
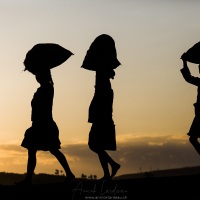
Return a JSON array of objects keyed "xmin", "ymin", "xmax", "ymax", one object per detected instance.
[
  {"xmin": 0, "ymin": 166, "xmax": 200, "ymax": 199},
  {"xmin": 114, "ymin": 165, "xmax": 200, "ymax": 179}
]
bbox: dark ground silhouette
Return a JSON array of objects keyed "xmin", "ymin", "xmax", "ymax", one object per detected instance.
[
  {"xmin": 0, "ymin": 174, "xmax": 200, "ymax": 199},
  {"xmin": 0, "ymin": 166, "xmax": 200, "ymax": 199}
]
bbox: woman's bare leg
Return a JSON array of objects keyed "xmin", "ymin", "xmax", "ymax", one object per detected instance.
[
  {"xmin": 98, "ymin": 150, "xmax": 120, "ymax": 178},
  {"xmin": 50, "ymin": 149, "xmax": 75, "ymax": 180},
  {"xmin": 15, "ymin": 148, "xmax": 37, "ymax": 185}
]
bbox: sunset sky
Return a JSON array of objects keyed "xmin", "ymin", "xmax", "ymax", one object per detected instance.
[{"xmin": 0, "ymin": 0, "xmax": 200, "ymax": 178}]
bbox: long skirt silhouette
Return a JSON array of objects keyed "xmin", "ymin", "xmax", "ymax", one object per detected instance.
[
  {"xmin": 21, "ymin": 83, "xmax": 61, "ymax": 151},
  {"xmin": 88, "ymin": 85, "xmax": 116, "ymax": 151},
  {"xmin": 88, "ymin": 122, "xmax": 116, "ymax": 150},
  {"xmin": 21, "ymin": 120, "xmax": 61, "ymax": 150}
]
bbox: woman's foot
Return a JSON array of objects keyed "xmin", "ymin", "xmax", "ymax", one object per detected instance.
[
  {"xmin": 111, "ymin": 163, "xmax": 120, "ymax": 178},
  {"xmin": 64, "ymin": 173, "xmax": 75, "ymax": 182},
  {"xmin": 98, "ymin": 176, "xmax": 111, "ymax": 181}
]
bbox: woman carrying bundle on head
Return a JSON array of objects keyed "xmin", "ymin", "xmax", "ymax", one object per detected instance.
[{"xmin": 81, "ymin": 34, "xmax": 121, "ymax": 180}]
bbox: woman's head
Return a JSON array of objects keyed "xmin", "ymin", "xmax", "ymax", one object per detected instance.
[
  {"xmin": 81, "ymin": 34, "xmax": 121, "ymax": 71},
  {"xmin": 90, "ymin": 34, "xmax": 115, "ymax": 53},
  {"xmin": 35, "ymin": 69, "xmax": 53, "ymax": 85}
]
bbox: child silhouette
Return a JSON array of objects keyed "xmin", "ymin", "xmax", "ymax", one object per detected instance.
[
  {"xmin": 82, "ymin": 34, "xmax": 121, "ymax": 180},
  {"xmin": 16, "ymin": 69, "xmax": 75, "ymax": 185},
  {"xmin": 181, "ymin": 53, "xmax": 200, "ymax": 156}
]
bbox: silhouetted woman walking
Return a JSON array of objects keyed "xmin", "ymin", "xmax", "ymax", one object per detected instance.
[
  {"xmin": 181, "ymin": 52, "xmax": 200, "ymax": 156},
  {"xmin": 16, "ymin": 68, "xmax": 75, "ymax": 185},
  {"xmin": 81, "ymin": 34, "xmax": 121, "ymax": 180}
]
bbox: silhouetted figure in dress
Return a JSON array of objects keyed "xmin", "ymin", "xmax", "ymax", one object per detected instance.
[
  {"xmin": 180, "ymin": 53, "xmax": 200, "ymax": 156},
  {"xmin": 16, "ymin": 69, "xmax": 75, "ymax": 185},
  {"xmin": 82, "ymin": 34, "xmax": 121, "ymax": 180},
  {"xmin": 88, "ymin": 69, "xmax": 120, "ymax": 180}
]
